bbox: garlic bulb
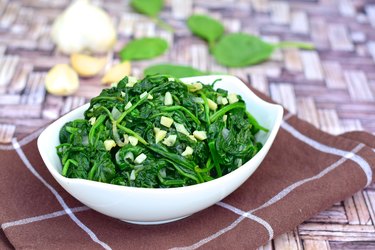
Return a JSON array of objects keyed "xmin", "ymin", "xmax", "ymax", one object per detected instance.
[{"xmin": 51, "ymin": 0, "xmax": 117, "ymax": 54}]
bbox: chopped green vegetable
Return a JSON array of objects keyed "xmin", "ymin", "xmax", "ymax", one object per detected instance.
[
  {"xmin": 56, "ymin": 75, "xmax": 266, "ymax": 188},
  {"xmin": 187, "ymin": 14, "xmax": 224, "ymax": 48},
  {"xmin": 119, "ymin": 38, "xmax": 168, "ymax": 61},
  {"xmin": 144, "ymin": 64, "xmax": 207, "ymax": 78}
]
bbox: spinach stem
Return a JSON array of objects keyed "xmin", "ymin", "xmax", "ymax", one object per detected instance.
[
  {"xmin": 96, "ymin": 106, "xmax": 114, "ymax": 122},
  {"xmin": 165, "ymin": 159, "xmax": 200, "ymax": 183},
  {"xmin": 276, "ymin": 41, "xmax": 314, "ymax": 50},
  {"xmin": 116, "ymin": 96, "xmax": 147, "ymax": 124},
  {"xmin": 158, "ymin": 175, "xmax": 185, "ymax": 186},
  {"xmin": 112, "ymin": 122, "xmax": 125, "ymax": 147},
  {"xmin": 195, "ymin": 157, "xmax": 214, "ymax": 173},
  {"xmin": 152, "ymin": 17, "xmax": 174, "ymax": 32},
  {"xmin": 91, "ymin": 96, "xmax": 124, "ymax": 103},
  {"xmin": 150, "ymin": 112, "xmax": 173, "ymax": 119},
  {"xmin": 62, "ymin": 159, "xmax": 78, "ymax": 176},
  {"xmin": 89, "ymin": 115, "xmax": 106, "ymax": 146},
  {"xmin": 116, "ymin": 123, "xmax": 148, "ymax": 145},
  {"xmin": 195, "ymin": 170, "xmax": 205, "ymax": 183},
  {"xmin": 199, "ymin": 92, "xmax": 211, "ymax": 125},
  {"xmin": 208, "ymin": 40, "xmax": 216, "ymax": 53},
  {"xmin": 208, "ymin": 141, "xmax": 222, "ymax": 177},
  {"xmin": 160, "ymin": 105, "xmax": 201, "ymax": 125},
  {"xmin": 88, "ymin": 162, "xmax": 98, "ymax": 180},
  {"xmin": 210, "ymin": 102, "xmax": 245, "ymax": 123},
  {"xmin": 245, "ymin": 111, "xmax": 269, "ymax": 132},
  {"xmin": 148, "ymin": 145, "xmax": 196, "ymax": 170}
]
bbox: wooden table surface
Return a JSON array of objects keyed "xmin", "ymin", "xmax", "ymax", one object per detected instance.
[{"xmin": 1, "ymin": 0, "xmax": 375, "ymax": 249}]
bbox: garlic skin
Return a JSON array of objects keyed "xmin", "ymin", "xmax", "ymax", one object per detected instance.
[
  {"xmin": 45, "ymin": 64, "xmax": 79, "ymax": 96},
  {"xmin": 51, "ymin": 0, "xmax": 117, "ymax": 54}
]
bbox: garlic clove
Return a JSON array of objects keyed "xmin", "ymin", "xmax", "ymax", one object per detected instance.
[
  {"xmin": 45, "ymin": 64, "xmax": 79, "ymax": 96},
  {"xmin": 70, "ymin": 53, "xmax": 107, "ymax": 77},
  {"xmin": 101, "ymin": 61, "xmax": 131, "ymax": 85}
]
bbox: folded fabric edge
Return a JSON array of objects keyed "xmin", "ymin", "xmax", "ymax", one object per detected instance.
[
  {"xmin": 341, "ymin": 131, "xmax": 375, "ymax": 148},
  {"xmin": 0, "ymin": 229, "xmax": 14, "ymax": 250}
]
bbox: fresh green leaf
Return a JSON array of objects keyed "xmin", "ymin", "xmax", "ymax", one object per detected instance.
[
  {"xmin": 130, "ymin": 0, "xmax": 163, "ymax": 17},
  {"xmin": 144, "ymin": 64, "xmax": 207, "ymax": 78},
  {"xmin": 119, "ymin": 38, "xmax": 168, "ymax": 61},
  {"xmin": 213, "ymin": 33, "xmax": 314, "ymax": 67},
  {"xmin": 213, "ymin": 33, "xmax": 275, "ymax": 67},
  {"xmin": 187, "ymin": 14, "xmax": 224, "ymax": 47},
  {"xmin": 130, "ymin": 0, "xmax": 173, "ymax": 32}
]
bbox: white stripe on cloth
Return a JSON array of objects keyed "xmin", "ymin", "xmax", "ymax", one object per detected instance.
[
  {"xmin": 251, "ymin": 144, "xmax": 364, "ymax": 213},
  {"xmin": 217, "ymin": 202, "xmax": 274, "ymax": 240},
  {"xmin": 169, "ymin": 212, "xmax": 247, "ymax": 250},
  {"xmin": 11, "ymin": 139, "xmax": 112, "ymax": 250},
  {"xmin": 2, "ymin": 206, "xmax": 89, "ymax": 229},
  {"xmin": 0, "ymin": 127, "xmax": 45, "ymax": 151},
  {"xmin": 281, "ymin": 121, "xmax": 373, "ymax": 186},
  {"xmin": 282, "ymin": 112, "xmax": 293, "ymax": 122},
  {"xmin": 171, "ymin": 125, "xmax": 371, "ymax": 250}
]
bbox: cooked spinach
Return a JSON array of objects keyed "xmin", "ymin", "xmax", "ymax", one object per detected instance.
[{"xmin": 56, "ymin": 75, "xmax": 267, "ymax": 188}]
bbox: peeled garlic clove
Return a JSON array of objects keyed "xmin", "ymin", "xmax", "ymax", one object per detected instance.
[
  {"xmin": 45, "ymin": 64, "xmax": 79, "ymax": 96},
  {"xmin": 101, "ymin": 61, "xmax": 131, "ymax": 85},
  {"xmin": 71, "ymin": 53, "xmax": 107, "ymax": 77}
]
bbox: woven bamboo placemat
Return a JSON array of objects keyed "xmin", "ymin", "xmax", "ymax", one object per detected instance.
[{"xmin": 1, "ymin": 0, "xmax": 375, "ymax": 249}]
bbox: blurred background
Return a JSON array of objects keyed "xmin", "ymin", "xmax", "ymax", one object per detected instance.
[{"xmin": 1, "ymin": 0, "xmax": 375, "ymax": 248}]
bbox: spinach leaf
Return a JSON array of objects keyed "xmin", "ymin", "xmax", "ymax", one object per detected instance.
[
  {"xmin": 88, "ymin": 151, "xmax": 116, "ymax": 183},
  {"xmin": 119, "ymin": 38, "xmax": 168, "ymax": 61},
  {"xmin": 64, "ymin": 153, "xmax": 90, "ymax": 178},
  {"xmin": 187, "ymin": 14, "xmax": 224, "ymax": 48},
  {"xmin": 131, "ymin": 0, "xmax": 163, "ymax": 17},
  {"xmin": 213, "ymin": 33, "xmax": 274, "ymax": 67},
  {"xmin": 213, "ymin": 33, "xmax": 314, "ymax": 67},
  {"xmin": 59, "ymin": 119, "xmax": 90, "ymax": 146},
  {"xmin": 57, "ymin": 145, "xmax": 91, "ymax": 179},
  {"xmin": 144, "ymin": 64, "xmax": 207, "ymax": 78},
  {"xmin": 130, "ymin": 0, "xmax": 173, "ymax": 32}
]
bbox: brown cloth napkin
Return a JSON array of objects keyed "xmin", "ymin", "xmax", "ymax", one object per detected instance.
[{"xmin": 1, "ymin": 88, "xmax": 375, "ymax": 250}]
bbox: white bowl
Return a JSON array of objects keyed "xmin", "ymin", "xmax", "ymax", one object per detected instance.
[{"xmin": 37, "ymin": 75, "xmax": 283, "ymax": 224}]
